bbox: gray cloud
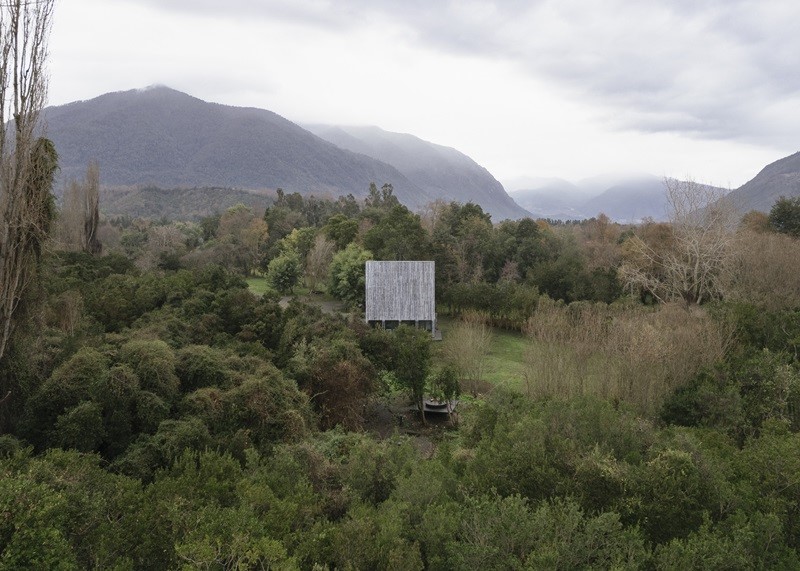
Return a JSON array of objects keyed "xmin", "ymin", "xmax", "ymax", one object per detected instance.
[{"xmin": 129, "ymin": 0, "xmax": 800, "ymax": 148}]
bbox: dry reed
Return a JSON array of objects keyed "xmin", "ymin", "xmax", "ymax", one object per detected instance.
[{"xmin": 523, "ymin": 299, "xmax": 732, "ymax": 416}]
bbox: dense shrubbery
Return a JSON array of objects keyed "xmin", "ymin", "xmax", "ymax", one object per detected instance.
[
  {"xmin": 2, "ymin": 192, "xmax": 800, "ymax": 567},
  {"xmin": 5, "ymin": 390, "xmax": 800, "ymax": 568}
]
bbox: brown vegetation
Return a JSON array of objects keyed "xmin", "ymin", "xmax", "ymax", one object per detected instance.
[
  {"xmin": 57, "ymin": 161, "xmax": 102, "ymax": 254},
  {"xmin": 619, "ymin": 179, "xmax": 737, "ymax": 305},
  {"xmin": 441, "ymin": 311, "xmax": 493, "ymax": 396},
  {"xmin": 305, "ymin": 235, "xmax": 335, "ymax": 293},
  {"xmin": 523, "ymin": 299, "xmax": 732, "ymax": 415},
  {"xmin": 722, "ymin": 229, "xmax": 800, "ymax": 311}
]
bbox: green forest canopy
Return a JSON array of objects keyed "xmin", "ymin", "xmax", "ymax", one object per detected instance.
[{"xmin": 2, "ymin": 187, "xmax": 800, "ymax": 568}]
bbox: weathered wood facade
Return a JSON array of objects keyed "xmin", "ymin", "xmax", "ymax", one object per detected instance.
[{"xmin": 365, "ymin": 261, "xmax": 436, "ymax": 336}]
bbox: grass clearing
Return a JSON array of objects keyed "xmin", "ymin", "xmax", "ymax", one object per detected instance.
[
  {"xmin": 437, "ymin": 315, "xmax": 527, "ymax": 392},
  {"xmin": 483, "ymin": 327, "xmax": 527, "ymax": 392},
  {"xmin": 246, "ymin": 276, "xmax": 274, "ymax": 296}
]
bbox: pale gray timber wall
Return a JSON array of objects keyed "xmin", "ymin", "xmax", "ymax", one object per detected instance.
[{"xmin": 365, "ymin": 261, "xmax": 435, "ymax": 322}]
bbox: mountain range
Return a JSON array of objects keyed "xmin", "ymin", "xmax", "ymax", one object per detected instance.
[
  {"xmin": 304, "ymin": 124, "xmax": 528, "ymax": 219},
  {"xmin": 725, "ymin": 151, "xmax": 800, "ymax": 213},
  {"xmin": 43, "ymin": 86, "xmax": 528, "ymax": 220},
  {"xmin": 40, "ymin": 86, "xmax": 800, "ymax": 223},
  {"xmin": 510, "ymin": 174, "xmax": 673, "ymax": 222},
  {"xmin": 510, "ymin": 159, "xmax": 800, "ymax": 222}
]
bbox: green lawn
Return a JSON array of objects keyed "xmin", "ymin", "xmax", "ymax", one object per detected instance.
[
  {"xmin": 483, "ymin": 326, "xmax": 527, "ymax": 392},
  {"xmin": 437, "ymin": 315, "xmax": 528, "ymax": 392},
  {"xmin": 246, "ymin": 276, "xmax": 274, "ymax": 296}
]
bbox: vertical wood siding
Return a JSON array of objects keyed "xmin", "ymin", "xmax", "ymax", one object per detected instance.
[{"xmin": 365, "ymin": 261, "xmax": 435, "ymax": 321}]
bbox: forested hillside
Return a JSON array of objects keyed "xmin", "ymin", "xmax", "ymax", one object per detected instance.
[
  {"xmin": 44, "ymin": 87, "xmax": 429, "ymax": 207},
  {"xmin": 4, "ymin": 176, "xmax": 800, "ymax": 568},
  {"xmin": 307, "ymin": 124, "xmax": 531, "ymax": 220},
  {"xmin": 100, "ymin": 186, "xmax": 273, "ymax": 221},
  {"xmin": 45, "ymin": 87, "xmax": 533, "ymax": 219}
]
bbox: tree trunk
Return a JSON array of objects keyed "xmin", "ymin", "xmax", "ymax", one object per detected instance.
[{"xmin": 0, "ymin": 0, "xmax": 56, "ymax": 363}]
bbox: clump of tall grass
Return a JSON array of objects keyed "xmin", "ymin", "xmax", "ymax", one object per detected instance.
[
  {"xmin": 523, "ymin": 298, "xmax": 732, "ymax": 416},
  {"xmin": 441, "ymin": 310, "xmax": 493, "ymax": 396}
]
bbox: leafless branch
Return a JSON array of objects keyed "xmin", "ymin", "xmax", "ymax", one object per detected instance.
[{"xmin": 0, "ymin": 0, "xmax": 56, "ymax": 362}]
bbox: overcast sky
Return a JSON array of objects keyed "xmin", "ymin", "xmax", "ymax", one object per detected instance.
[{"xmin": 48, "ymin": 0, "xmax": 799, "ymax": 189}]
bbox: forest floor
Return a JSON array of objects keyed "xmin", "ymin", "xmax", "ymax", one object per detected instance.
[{"xmin": 363, "ymin": 394, "xmax": 459, "ymax": 458}]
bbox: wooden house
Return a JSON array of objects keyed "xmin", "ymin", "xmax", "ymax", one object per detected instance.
[{"xmin": 365, "ymin": 261, "xmax": 436, "ymax": 337}]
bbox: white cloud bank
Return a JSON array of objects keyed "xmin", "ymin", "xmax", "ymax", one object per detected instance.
[{"xmin": 48, "ymin": 0, "xmax": 799, "ymax": 188}]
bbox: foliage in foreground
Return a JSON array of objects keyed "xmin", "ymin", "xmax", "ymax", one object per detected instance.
[
  {"xmin": 3, "ymin": 190, "xmax": 800, "ymax": 568},
  {"xmin": 4, "ymin": 393, "xmax": 800, "ymax": 569}
]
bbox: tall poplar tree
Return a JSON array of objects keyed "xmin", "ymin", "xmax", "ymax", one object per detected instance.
[{"xmin": 0, "ymin": 0, "xmax": 57, "ymax": 363}]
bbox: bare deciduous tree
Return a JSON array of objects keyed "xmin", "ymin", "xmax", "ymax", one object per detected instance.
[
  {"xmin": 0, "ymin": 0, "xmax": 57, "ymax": 362},
  {"xmin": 216, "ymin": 204, "xmax": 269, "ymax": 275},
  {"xmin": 619, "ymin": 178, "xmax": 737, "ymax": 305},
  {"xmin": 136, "ymin": 224, "xmax": 186, "ymax": 270},
  {"xmin": 54, "ymin": 290, "xmax": 83, "ymax": 335},
  {"xmin": 419, "ymin": 198, "xmax": 448, "ymax": 235},
  {"xmin": 57, "ymin": 178, "xmax": 83, "ymax": 248},
  {"xmin": 305, "ymin": 234, "xmax": 335, "ymax": 293},
  {"xmin": 579, "ymin": 213, "xmax": 622, "ymax": 270},
  {"xmin": 80, "ymin": 160, "xmax": 101, "ymax": 254},
  {"xmin": 58, "ymin": 161, "xmax": 102, "ymax": 254}
]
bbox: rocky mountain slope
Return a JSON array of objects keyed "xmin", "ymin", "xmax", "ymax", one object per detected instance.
[{"xmin": 726, "ymin": 151, "xmax": 800, "ymax": 213}]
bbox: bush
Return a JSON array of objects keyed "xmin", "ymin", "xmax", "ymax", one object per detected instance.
[
  {"xmin": 266, "ymin": 251, "xmax": 301, "ymax": 294},
  {"xmin": 328, "ymin": 243, "xmax": 372, "ymax": 306},
  {"xmin": 21, "ymin": 347, "xmax": 109, "ymax": 449},
  {"xmin": 634, "ymin": 448, "xmax": 716, "ymax": 544},
  {"xmin": 448, "ymin": 495, "xmax": 647, "ymax": 569},
  {"xmin": 175, "ymin": 345, "xmax": 228, "ymax": 391},
  {"xmin": 55, "ymin": 401, "xmax": 105, "ymax": 452},
  {"xmin": 656, "ymin": 512, "xmax": 800, "ymax": 569},
  {"xmin": 768, "ymin": 196, "xmax": 800, "ymax": 237},
  {"xmin": 119, "ymin": 339, "xmax": 179, "ymax": 402},
  {"xmin": 662, "ymin": 350, "xmax": 800, "ymax": 441}
]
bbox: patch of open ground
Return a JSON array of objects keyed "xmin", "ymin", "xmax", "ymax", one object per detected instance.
[
  {"xmin": 363, "ymin": 395, "xmax": 459, "ymax": 458},
  {"xmin": 245, "ymin": 278, "xmax": 345, "ymax": 314},
  {"xmin": 483, "ymin": 327, "xmax": 527, "ymax": 392},
  {"xmin": 246, "ymin": 276, "xmax": 273, "ymax": 296}
]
